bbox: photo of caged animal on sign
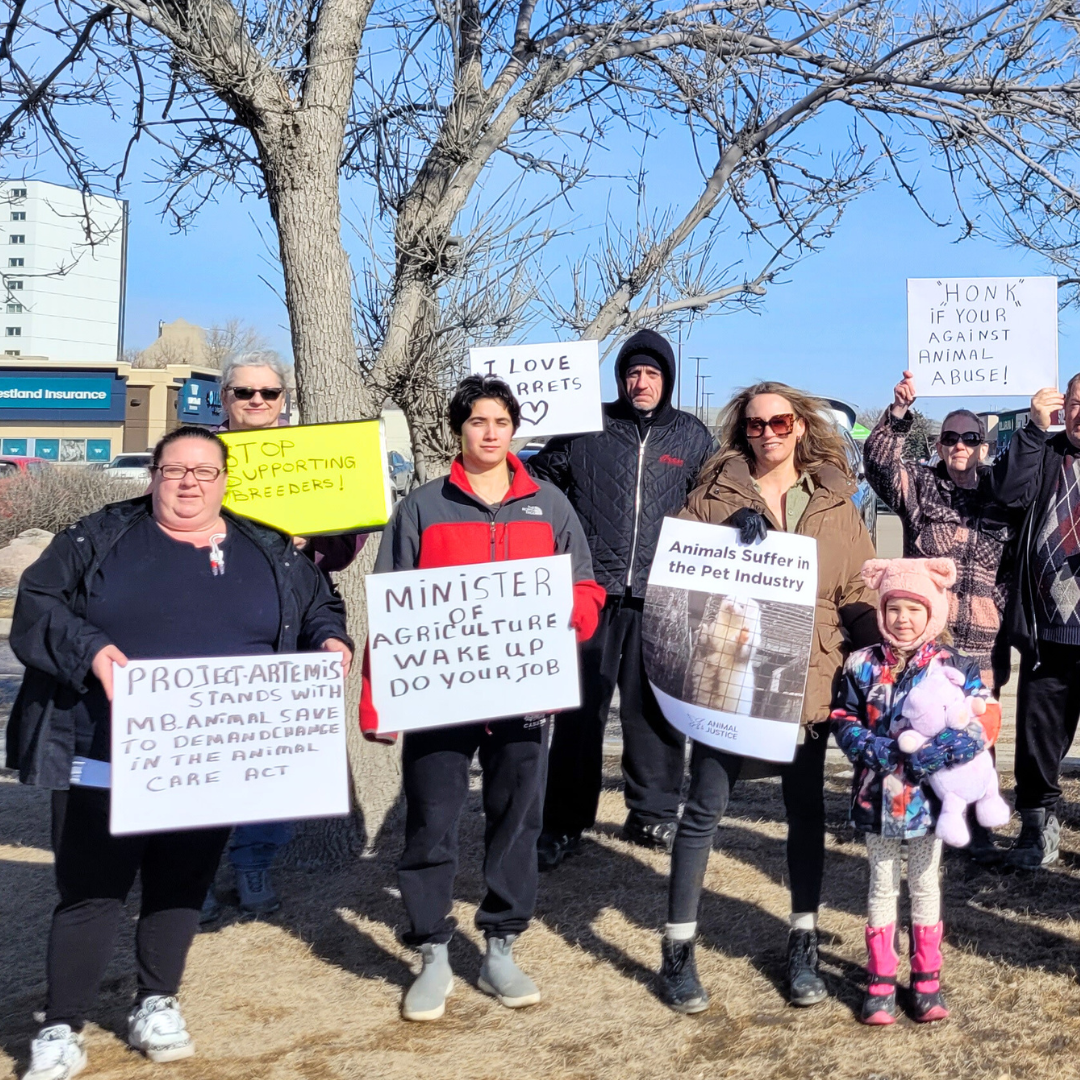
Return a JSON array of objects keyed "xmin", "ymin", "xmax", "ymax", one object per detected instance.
[{"xmin": 643, "ymin": 586, "xmax": 813, "ymax": 723}]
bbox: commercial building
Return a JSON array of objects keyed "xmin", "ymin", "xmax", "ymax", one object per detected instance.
[
  {"xmin": 1, "ymin": 180, "xmax": 127, "ymax": 364},
  {"xmin": 0, "ymin": 357, "xmax": 221, "ymax": 461}
]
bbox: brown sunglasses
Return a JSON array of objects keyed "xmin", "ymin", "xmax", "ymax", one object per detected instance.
[{"xmin": 744, "ymin": 413, "xmax": 795, "ymax": 438}]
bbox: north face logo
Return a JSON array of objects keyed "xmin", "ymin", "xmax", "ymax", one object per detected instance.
[
  {"xmin": 659, "ymin": 454, "xmax": 685, "ymax": 467},
  {"xmin": 522, "ymin": 505, "xmax": 544, "ymax": 516}
]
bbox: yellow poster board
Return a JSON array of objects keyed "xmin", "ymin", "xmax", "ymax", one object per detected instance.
[{"xmin": 220, "ymin": 420, "xmax": 392, "ymax": 536}]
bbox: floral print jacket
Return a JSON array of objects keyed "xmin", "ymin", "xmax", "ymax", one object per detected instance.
[{"xmin": 830, "ymin": 641, "xmax": 995, "ymax": 839}]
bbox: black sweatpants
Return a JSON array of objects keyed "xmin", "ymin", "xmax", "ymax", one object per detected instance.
[
  {"xmin": 398, "ymin": 716, "xmax": 546, "ymax": 947},
  {"xmin": 543, "ymin": 596, "xmax": 686, "ymax": 837},
  {"xmin": 1014, "ymin": 642, "xmax": 1080, "ymax": 812},
  {"xmin": 45, "ymin": 787, "xmax": 230, "ymax": 1029},
  {"xmin": 668, "ymin": 723, "xmax": 829, "ymax": 925}
]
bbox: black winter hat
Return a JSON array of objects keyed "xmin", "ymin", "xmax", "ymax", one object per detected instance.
[
  {"xmin": 615, "ymin": 329, "xmax": 676, "ymax": 413},
  {"xmin": 621, "ymin": 352, "xmax": 664, "ymax": 373}
]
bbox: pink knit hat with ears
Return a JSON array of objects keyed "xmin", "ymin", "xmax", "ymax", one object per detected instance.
[{"xmin": 860, "ymin": 557, "xmax": 957, "ymax": 651}]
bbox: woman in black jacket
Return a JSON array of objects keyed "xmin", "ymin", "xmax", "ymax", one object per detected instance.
[{"xmin": 8, "ymin": 425, "xmax": 351, "ymax": 1080}]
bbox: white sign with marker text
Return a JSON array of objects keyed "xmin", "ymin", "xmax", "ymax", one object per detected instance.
[
  {"xmin": 907, "ymin": 276, "xmax": 1058, "ymax": 397},
  {"xmin": 469, "ymin": 340, "xmax": 603, "ymax": 439},
  {"xmin": 366, "ymin": 554, "xmax": 580, "ymax": 734},
  {"xmin": 109, "ymin": 653, "xmax": 348, "ymax": 835}
]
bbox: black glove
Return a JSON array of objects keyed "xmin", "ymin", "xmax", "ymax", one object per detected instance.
[{"xmin": 727, "ymin": 507, "xmax": 769, "ymax": 545}]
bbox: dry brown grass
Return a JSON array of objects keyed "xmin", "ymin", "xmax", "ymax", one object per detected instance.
[{"xmin": 3, "ymin": 745, "xmax": 1080, "ymax": 1080}]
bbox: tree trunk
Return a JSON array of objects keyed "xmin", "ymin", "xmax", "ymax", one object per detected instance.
[
  {"xmin": 258, "ymin": 113, "xmax": 376, "ymax": 424},
  {"xmin": 257, "ymin": 116, "xmax": 404, "ymax": 862},
  {"xmin": 285, "ymin": 545, "xmax": 404, "ymax": 867}
]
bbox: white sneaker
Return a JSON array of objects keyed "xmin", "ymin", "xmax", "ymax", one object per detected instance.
[
  {"xmin": 126, "ymin": 996, "xmax": 195, "ymax": 1063},
  {"xmin": 23, "ymin": 1025, "xmax": 86, "ymax": 1080}
]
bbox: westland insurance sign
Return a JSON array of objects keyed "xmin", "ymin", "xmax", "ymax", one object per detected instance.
[{"xmin": 0, "ymin": 376, "xmax": 113, "ymax": 408}]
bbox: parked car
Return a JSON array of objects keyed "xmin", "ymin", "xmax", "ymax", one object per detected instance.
[
  {"xmin": 823, "ymin": 398, "xmax": 877, "ymax": 548},
  {"xmin": 516, "ymin": 439, "xmax": 547, "ymax": 462},
  {"xmin": 103, "ymin": 453, "xmax": 153, "ymax": 482},
  {"xmin": 387, "ymin": 450, "xmax": 415, "ymax": 498},
  {"xmin": 0, "ymin": 456, "xmax": 49, "ymax": 478}
]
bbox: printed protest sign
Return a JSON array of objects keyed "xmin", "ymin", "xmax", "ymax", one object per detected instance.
[
  {"xmin": 366, "ymin": 554, "xmax": 579, "ymax": 734},
  {"xmin": 642, "ymin": 518, "xmax": 818, "ymax": 763},
  {"xmin": 110, "ymin": 653, "xmax": 349, "ymax": 835},
  {"xmin": 907, "ymin": 276, "xmax": 1058, "ymax": 397},
  {"xmin": 469, "ymin": 340, "xmax": 603, "ymax": 439},
  {"xmin": 220, "ymin": 420, "xmax": 392, "ymax": 535}
]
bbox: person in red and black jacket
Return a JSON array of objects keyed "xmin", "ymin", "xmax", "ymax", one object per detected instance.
[{"xmin": 360, "ymin": 375, "xmax": 604, "ymax": 1024}]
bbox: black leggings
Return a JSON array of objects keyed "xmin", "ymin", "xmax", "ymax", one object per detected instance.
[
  {"xmin": 668, "ymin": 723, "xmax": 829, "ymax": 925},
  {"xmin": 45, "ymin": 787, "xmax": 229, "ymax": 1029}
]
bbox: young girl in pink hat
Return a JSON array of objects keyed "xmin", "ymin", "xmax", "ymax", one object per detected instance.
[{"xmin": 831, "ymin": 557, "xmax": 1001, "ymax": 1025}]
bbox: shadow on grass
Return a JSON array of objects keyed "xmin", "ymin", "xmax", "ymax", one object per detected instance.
[
  {"xmin": 5, "ymin": 746, "xmax": 1080, "ymax": 1071},
  {"xmin": 257, "ymin": 764, "xmax": 1080, "ymax": 1016}
]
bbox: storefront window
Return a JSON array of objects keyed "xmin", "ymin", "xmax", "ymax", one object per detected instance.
[{"xmin": 59, "ymin": 438, "xmax": 85, "ymax": 462}]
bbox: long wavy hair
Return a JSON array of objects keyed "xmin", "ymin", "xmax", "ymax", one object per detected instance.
[{"xmin": 697, "ymin": 381, "xmax": 852, "ymax": 488}]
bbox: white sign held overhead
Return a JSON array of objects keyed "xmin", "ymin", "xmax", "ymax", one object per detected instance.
[
  {"xmin": 469, "ymin": 340, "xmax": 603, "ymax": 439},
  {"xmin": 642, "ymin": 518, "xmax": 818, "ymax": 763},
  {"xmin": 907, "ymin": 276, "xmax": 1058, "ymax": 397},
  {"xmin": 366, "ymin": 555, "xmax": 580, "ymax": 735},
  {"xmin": 110, "ymin": 653, "xmax": 349, "ymax": 836}
]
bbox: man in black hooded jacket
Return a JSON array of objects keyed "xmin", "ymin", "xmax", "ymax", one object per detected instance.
[{"xmin": 528, "ymin": 329, "xmax": 715, "ymax": 868}]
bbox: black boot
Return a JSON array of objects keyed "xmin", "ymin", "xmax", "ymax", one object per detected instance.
[
  {"xmin": 787, "ymin": 928, "xmax": 827, "ymax": 1007},
  {"xmin": 1005, "ymin": 808, "xmax": 1060, "ymax": 869},
  {"xmin": 657, "ymin": 938, "xmax": 710, "ymax": 1014},
  {"xmin": 537, "ymin": 832, "xmax": 581, "ymax": 872},
  {"xmin": 967, "ymin": 817, "xmax": 1001, "ymax": 866},
  {"xmin": 623, "ymin": 814, "xmax": 677, "ymax": 853}
]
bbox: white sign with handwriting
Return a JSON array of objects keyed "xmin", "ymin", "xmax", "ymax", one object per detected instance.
[
  {"xmin": 110, "ymin": 653, "xmax": 348, "ymax": 835},
  {"xmin": 469, "ymin": 340, "xmax": 603, "ymax": 439},
  {"xmin": 907, "ymin": 276, "xmax": 1058, "ymax": 397},
  {"xmin": 366, "ymin": 555, "xmax": 580, "ymax": 733}
]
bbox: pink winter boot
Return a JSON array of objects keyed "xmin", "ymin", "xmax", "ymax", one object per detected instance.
[
  {"xmin": 861, "ymin": 924, "xmax": 898, "ymax": 1025},
  {"xmin": 910, "ymin": 922, "xmax": 949, "ymax": 1022}
]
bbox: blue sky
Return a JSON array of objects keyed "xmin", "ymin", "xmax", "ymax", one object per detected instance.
[{"xmin": 73, "ymin": 99, "xmax": 1074, "ymax": 425}]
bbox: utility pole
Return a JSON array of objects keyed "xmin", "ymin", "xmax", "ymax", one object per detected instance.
[
  {"xmin": 677, "ymin": 326, "xmax": 683, "ymax": 411},
  {"xmin": 690, "ymin": 356, "xmax": 706, "ymax": 417}
]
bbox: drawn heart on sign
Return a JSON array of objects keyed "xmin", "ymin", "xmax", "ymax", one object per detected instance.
[{"xmin": 520, "ymin": 400, "xmax": 549, "ymax": 425}]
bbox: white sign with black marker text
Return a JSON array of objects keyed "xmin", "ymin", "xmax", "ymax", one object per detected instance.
[
  {"xmin": 366, "ymin": 554, "xmax": 580, "ymax": 733},
  {"xmin": 469, "ymin": 340, "xmax": 603, "ymax": 439},
  {"xmin": 907, "ymin": 276, "xmax": 1058, "ymax": 397},
  {"xmin": 642, "ymin": 518, "xmax": 818, "ymax": 763},
  {"xmin": 109, "ymin": 652, "xmax": 348, "ymax": 835}
]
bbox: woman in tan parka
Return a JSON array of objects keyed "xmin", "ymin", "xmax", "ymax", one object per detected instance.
[{"xmin": 658, "ymin": 381, "xmax": 878, "ymax": 1015}]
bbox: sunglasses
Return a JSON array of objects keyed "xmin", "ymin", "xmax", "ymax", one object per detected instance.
[
  {"xmin": 939, "ymin": 431, "xmax": 984, "ymax": 448},
  {"xmin": 228, "ymin": 386, "xmax": 284, "ymax": 401},
  {"xmin": 744, "ymin": 413, "xmax": 795, "ymax": 438}
]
